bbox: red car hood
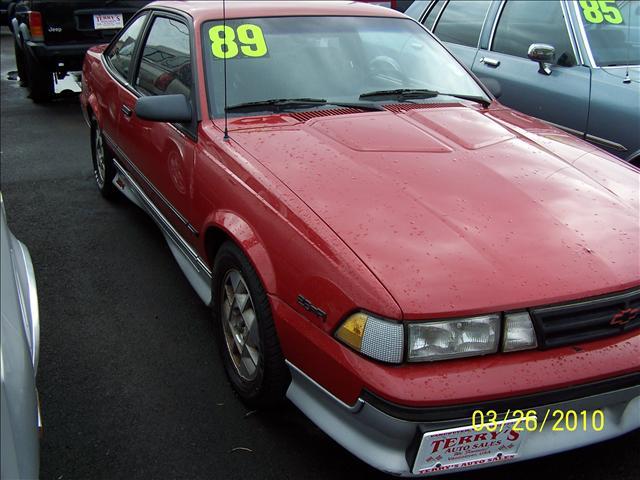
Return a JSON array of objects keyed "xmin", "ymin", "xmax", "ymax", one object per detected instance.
[{"xmin": 227, "ymin": 104, "xmax": 640, "ymax": 318}]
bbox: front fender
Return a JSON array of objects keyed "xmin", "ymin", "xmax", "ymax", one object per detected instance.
[{"xmin": 201, "ymin": 210, "xmax": 277, "ymax": 294}]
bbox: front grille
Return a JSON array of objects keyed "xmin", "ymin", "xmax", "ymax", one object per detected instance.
[{"xmin": 531, "ymin": 288, "xmax": 640, "ymax": 349}]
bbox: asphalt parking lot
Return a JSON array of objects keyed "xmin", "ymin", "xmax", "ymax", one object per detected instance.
[{"xmin": 0, "ymin": 27, "xmax": 638, "ymax": 480}]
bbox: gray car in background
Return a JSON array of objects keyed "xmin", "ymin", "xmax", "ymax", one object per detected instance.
[
  {"xmin": 1, "ymin": 192, "xmax": 40, "ymax": 480},
  {"xmin": 406, "ymin": 0, "xmax": 640, "ymax": 165}
]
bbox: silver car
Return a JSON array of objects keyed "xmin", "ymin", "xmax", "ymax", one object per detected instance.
[{"xmin": 1, "ymin": 192, "xmax": 40, "ymax": 480}]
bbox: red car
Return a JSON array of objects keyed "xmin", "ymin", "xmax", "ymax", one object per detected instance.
[{"xmin": 80, "ymin": 1, "xmax": 640, "ymax": 476}]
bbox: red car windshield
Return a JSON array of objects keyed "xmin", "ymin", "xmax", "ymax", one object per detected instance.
[{"xmin": 201, "ymin": 16, "xmax": 488, "ymax": 117}]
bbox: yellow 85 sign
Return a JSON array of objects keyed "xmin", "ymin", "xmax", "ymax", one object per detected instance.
[{"xmin": 580, "ymin": 1, "xmax": 623, "ymax": 24}]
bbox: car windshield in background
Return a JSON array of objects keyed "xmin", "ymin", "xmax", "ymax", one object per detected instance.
[
  {"xmin": 577, "ymin": 0, "xmax": 640, "ymax": 66},
  {"xmin": 201, "ymin": 16, "xmax": 487, "ymax": 116}
]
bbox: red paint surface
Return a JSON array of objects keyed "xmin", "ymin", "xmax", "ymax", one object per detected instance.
[{"xmin": 81, "ymin": 1, "xmax": 640, "ymax": 408}]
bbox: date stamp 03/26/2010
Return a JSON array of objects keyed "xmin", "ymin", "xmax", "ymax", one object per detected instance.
[{"xmin": 471, "ymin": 409, "xmax": 605, "ymax": 433}]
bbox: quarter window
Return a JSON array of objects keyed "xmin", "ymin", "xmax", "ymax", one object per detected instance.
[
  {"xmin": 106, "ymin": 14, "xmax": 147, "ymax": 80},
  {"xmin": 136, "ymin": 17, "xmax": 192, "ymax": 98},
  {"xmin": 433, "ymin": 0, "xmax": 491, "ymax": 48},
  {"xmin": 492, "ymin": 1, "xmax": 576, "ymax": 66}
]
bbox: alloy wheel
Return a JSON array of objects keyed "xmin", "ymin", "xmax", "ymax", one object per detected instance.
[
  {"xmin": 94, "ymin": 128, "xmax": 106, "ymax": 188},
  {"xmin": 221, "ymin": 269, "xmax": 261, "ymax": 381}
]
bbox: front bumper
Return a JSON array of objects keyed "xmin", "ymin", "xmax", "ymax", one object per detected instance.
[{"xmin": 286, "ymin": 362, "xmax": 640, "ymax": 477}]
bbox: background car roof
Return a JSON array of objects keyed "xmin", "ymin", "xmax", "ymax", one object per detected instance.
[{"xmin": 149, "ymin": 0, "xmax": 407, "ymax": 20}]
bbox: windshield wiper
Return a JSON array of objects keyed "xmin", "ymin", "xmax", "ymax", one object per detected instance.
[
  {"xmin": 359, "ymin": 88, "xmax": 439, "ymax": 100},
  {"xmin": 226, "ymin": 98, "xmax": 385, "ymax": 113},
  {"xmin": 438, "ymin": 93, "xmax": 492, "ymax": 107},
  {"xmin": 226, "ymin": 98, "xmax": 328, "ymax": 113},
  {"xmin": 359, "ymin": 89, "xmax": 491, "ymax": 107}
]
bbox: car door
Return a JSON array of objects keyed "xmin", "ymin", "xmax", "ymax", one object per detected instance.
[
  {"xmin": 101, "ymin": 13, "xmax": 149, "ymax": 147},
  {"xmin": 118, "ymin": 12, "xmax": 197, "ymax": 241},
  {"xmin": 421, "ymin": 0, "xmax": 492, "ymax": 67},
  {"xmin": 471, "ymin": 0, "xmax": 591, "ymax": 134},
  {"xmin": 574, "ymin": 0, "xmax": 640, "ymax": 161}
]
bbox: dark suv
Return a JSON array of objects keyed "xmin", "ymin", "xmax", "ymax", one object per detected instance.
[{"xmin": 10, "ymin": 1, "xmax": 151, "ymax": 102}]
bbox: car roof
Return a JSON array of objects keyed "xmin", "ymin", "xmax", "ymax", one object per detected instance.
[{"xmin": 149, "ymin": 1, "xmax": 407, "ymax": 21}]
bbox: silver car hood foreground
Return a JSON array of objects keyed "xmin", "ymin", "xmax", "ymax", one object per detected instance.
[{"xmin": 1, "ymin": 193, "xmax": 40, "ymax": 480}]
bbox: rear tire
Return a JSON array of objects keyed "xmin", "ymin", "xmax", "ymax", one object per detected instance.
[
  {"xmin": 13, "ymin": 38, "xmax": 27, "ymax": 87},
  {"xmin": 25, "ymin": 50, "xmax": 53, "ymax": 103},
  {"xmin": 91, "ymin": 120, "xmax": 117, "ymax": 199},
  {"xmin": 212, "ymin": 242, "xmax": 290, "ymax": 408}
]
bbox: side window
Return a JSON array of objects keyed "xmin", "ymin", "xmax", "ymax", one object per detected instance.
[
  {"xmin": 423, "ymin": 1, "xmax": 446, "ymax": 30},
  {"xmin": 106, "ymin": 14, "xmax": 147, "ymax": 80},
  {"xmin": 433, "ymin": 0, "xmax": 491, "ymax": 48},
  {"xmin": 404, "ymin": 0, "xmax": 430, "ymax": 21},
  {"xmin": 135, "ymin": 17, "xmax": 192, "ymax": 99},
  {"xmin": 492, "ymin": 1, "xmax": 576, "ymax": 66}
]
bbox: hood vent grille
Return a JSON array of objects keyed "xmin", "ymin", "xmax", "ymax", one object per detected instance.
[
  {"xmin": 289, "ymin": 108, "xmax": 365, "ymax": 122},
  {"xmin": 384, "ymin": 103, "xmax": 461, "ymax": 113},
  {"xmin": 288, "ymin": 103, "xmax": 463, "ymax": 121}
]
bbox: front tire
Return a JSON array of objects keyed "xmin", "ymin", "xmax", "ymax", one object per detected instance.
[
  {"xmin": 91, "ymin": 120, "xmax": 117, "ymax": 199},
  {"xmin": 212, "ymin": 242, "xmax": 290, "ymax": 408}
]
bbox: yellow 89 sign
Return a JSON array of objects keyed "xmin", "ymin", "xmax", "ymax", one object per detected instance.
[
  {"xmin": 209, "ymin": 24, "xmax": 268, "ymax": 59},
  {"xmin": 579, "ymin": 1, "xmax": 623, "ymax": 24}
]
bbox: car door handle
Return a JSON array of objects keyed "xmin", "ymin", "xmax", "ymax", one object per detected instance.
[
  {"xmin": 480, "ymin": 57, "xmax": 501, "ymax": 68},
  {"xmin": 121, "ymin": 105, "xmax": 133, "ymax": 117}
]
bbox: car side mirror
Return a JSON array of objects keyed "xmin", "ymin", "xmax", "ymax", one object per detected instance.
[
  {"xmin": 478, "ymin": 77, "xmax": 502, "ymax": 99},
  {"xmin": 527, "ymin": 43, "xmax": 555, "ymax": 76},
  {"xmin": 135, "ymin": 94, "xmax": 192, "ymax": 123}
]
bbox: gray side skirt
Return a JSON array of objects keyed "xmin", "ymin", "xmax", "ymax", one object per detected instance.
[{"xmin": 112, "ymin": 160, "xmax": 212, "ymax": 306}]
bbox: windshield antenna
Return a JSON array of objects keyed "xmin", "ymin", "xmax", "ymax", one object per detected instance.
[
  {"xmin": 623, "ymin": 2, "xmax": 633, "ymax": 83},
  {"xmin": 223, "ymin": 0, "xmax": 230, "ymax": 140}
]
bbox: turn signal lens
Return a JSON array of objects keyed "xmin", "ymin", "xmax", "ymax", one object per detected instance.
[
  {"xmin": 335, "ymin": 313, "xmax": 404, "ymax": 364},
  {"xmin": 29, "ymin": 11, "xmax": 44, "ymax": 41},
  {"xmin": 335, "ymin": 312, "xmax": 368, "ymax": 351},
  {"xmin": 503, "ymin": 312, "xmax": 538, "ymax": 352}
]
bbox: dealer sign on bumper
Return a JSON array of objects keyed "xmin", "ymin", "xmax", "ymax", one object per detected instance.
[
  {"xmin": 93, "ymin": 14, "xmax": 123, "ymax": 30},
  {"xmin": 413, "ymin": 419, "xmax": 527, "ymax": 474}
]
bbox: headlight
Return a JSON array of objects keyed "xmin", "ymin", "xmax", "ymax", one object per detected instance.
[
  {"xmin": 335, "ymin": 312, "xmax": 404, "ymax": 364},
  {"xmin": 407, "ymin": 315, "xmax": 500, "ymax": 362},
  {"xmin": 502, "ymin": 312, "xmax": 538, "ymax": 352},
  {"xmin": 336, "ymin": 310, "xmax": 538, "ymax": 364}
]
